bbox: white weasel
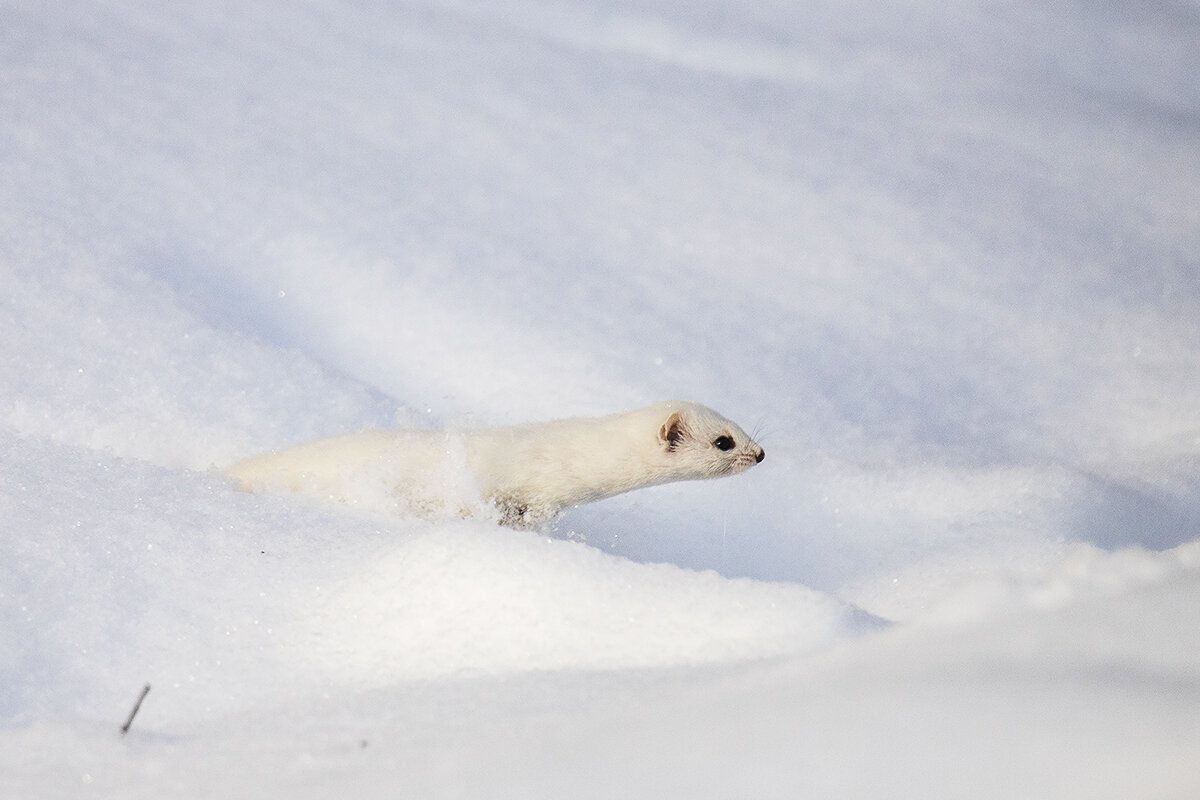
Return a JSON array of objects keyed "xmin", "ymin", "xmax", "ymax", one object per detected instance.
[{"xmin": 225, "ymin": 401, "xmax": 765, "ymax": 527}]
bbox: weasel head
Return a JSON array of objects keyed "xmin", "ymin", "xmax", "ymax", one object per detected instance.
[{"xmin": 655, "ymin": 401, "xmax": 765, "ymax": 479}]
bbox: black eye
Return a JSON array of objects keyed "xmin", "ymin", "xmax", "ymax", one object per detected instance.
[{"xmin": 713, "ymin": 436, "xmax": 735, "ymax": 451}]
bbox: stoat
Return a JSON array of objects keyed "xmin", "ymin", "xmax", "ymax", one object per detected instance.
[{"xmin": 225, "ymin": 401, "xmax": 764, "ymax": 527}]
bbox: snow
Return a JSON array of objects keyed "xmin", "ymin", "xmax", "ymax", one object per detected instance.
[{"xmin": 2, "ymin": 0, "xmax": 1199, "ymax": 797}]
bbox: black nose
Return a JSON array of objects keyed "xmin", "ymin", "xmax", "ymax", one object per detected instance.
[{"xmin": 755, "ymin": 448, "xmax": 765, "ymax": 463}]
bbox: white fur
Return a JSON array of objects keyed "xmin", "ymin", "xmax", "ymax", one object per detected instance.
[{"xmin": 225, "ymin": 401, "xmax": 764, "ymax": 527}]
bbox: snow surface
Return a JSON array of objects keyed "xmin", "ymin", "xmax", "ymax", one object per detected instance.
[{"xmin": 2, "ymin": 0, "xmax": 1199, "ymax": 797}]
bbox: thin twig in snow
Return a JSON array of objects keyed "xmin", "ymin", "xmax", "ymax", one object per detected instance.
[{"xmin": 120, "ymin": 684, "xmax": 151, "ymax": 736}]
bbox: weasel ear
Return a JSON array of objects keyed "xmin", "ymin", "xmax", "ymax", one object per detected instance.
[{"xmin": 658, "ymin": 412, "xmax": 686, "ymax": 451}]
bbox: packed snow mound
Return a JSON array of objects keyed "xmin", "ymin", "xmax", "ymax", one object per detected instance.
[
  {"xmin": 301, "ymin": 523, "xmax": 875, "ymax": 685},
  {"xmin": 0, "ymin": 430, "xmax": 873, "ymax": 723}
]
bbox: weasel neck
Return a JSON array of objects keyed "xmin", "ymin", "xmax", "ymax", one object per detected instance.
[{"xmin": 470, "ymin": 412, "xmax": 677, "ymax": 512}]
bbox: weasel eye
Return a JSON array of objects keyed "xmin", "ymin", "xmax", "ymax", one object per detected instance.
[{"xmin": 713, "ymin": 436, "xmax": 735, "ymax": 451}]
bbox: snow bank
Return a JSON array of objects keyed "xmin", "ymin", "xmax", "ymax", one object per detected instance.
[
  {"xmin": 304, "ymin": 522, "xmax": 873, "ymax": 684},
  {"xmin": 0, "ymin": 427, "xmax": 872, "ymax": 726}
]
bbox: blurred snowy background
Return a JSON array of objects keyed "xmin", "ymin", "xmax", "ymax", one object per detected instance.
[{"xmin": 2, "ymin": 1, "xmax": 1198, "ymax": 797}]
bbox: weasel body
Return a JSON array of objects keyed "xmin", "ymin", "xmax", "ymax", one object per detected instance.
[{"xmin": 225, "ymin": 401, "xmax": 764, "ymax": 526}]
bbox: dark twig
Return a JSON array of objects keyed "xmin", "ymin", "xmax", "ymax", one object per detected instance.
[{"xmin": 120, "ymin": 684, "xmax": 152, "ymax": 736}]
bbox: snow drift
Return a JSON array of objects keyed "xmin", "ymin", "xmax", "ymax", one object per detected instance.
[{"xmin": 2, "ymin": 0, "xmax": 1198, "ymax": 797}]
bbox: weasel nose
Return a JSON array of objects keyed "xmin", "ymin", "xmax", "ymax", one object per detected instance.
[{"xmin": 755, "ymin": 448, "xmax": 765, "ymax": 463}]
